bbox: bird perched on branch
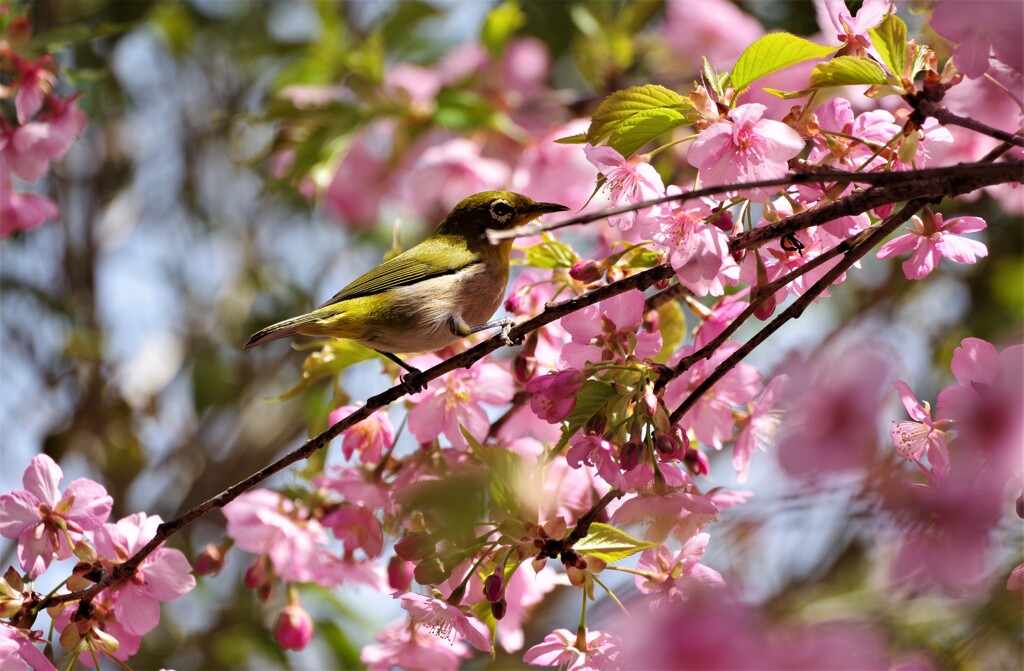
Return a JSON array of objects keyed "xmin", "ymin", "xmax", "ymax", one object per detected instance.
[{"xmin": 244, "ymin": 191, "xmax": 568, "ymax": 383}]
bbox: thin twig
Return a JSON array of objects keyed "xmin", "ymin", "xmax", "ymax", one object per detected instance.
[
  {"xmin": 917, "ymin": 100, "xmax": 1024, "ymax": 148},
  {"xmin": 42, "ymin": 265, "xmax": 674, "ymax": 608},
  {"xmin": 668, "ymin": 198, "xmax": 930, "ymax": 425}
]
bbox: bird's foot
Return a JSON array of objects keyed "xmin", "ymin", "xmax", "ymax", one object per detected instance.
[
  {"xmin": 399, "ymin": 372, "xmax": 426, "ymax": 395},
  {"xmin": 498, "ymin": 318, "xmax": 518, "ymax": 347}
]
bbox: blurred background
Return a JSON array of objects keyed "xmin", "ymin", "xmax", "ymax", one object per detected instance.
[{"xmin": 1, "ymin": 0, "xmax": 1021, "ymax": 668}]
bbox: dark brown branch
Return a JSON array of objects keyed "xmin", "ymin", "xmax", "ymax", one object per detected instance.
[
  {"xmin": 668, "ymin": 198, "xmax": 930, "ymax": 425},
  {"xmin": 917, "ymin": 100, "xmax": 1024, "ymax": 148},
  {"xmin": 488, "ymin": 161, "xmax": 1022, "ymax": 244},
  {"xmin": 42, "ymin": 265, "xmax": 674, "ymax": 609}
]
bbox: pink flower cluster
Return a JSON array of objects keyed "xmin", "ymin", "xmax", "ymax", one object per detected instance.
[
  {"xmin": 0, "ymin": 455, "xmax": 195, "ymax": 668},
  {"xmin": 0, "ymin": 20, "xmax": 86, "ymax": 237}
]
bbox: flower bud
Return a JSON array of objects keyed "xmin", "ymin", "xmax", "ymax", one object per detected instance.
[
  {"xmin": 514, "ymin": 353, "xmax": 537, "ymax": 385},
  {"xmin": 683, "ymin": 447, "xmax": 710, "ymax": 476},
  {"xmin": 483, "ymin": 572, "xmax": 503, "ymax": 602},
  {"xmin": 570, "ymin": 260, "xmax": 604, "ymax": 284},
  {"xmin": 1017, "ymin": 493, "xmax": 1024, "ymax": 520},
  {"xmin": 274, "ymin": 604, "xmax": 314, "ymax": 651},
  {"xmin": 447, "ymin": 583, "xmax": 466, "ymax": 606},
  {"xmin": 395, "ymin": 532, "xmax": 436, "ymax": 562},
  {"xmin": 709, "ymin": 209, "xmax": 734, "ymax": 233},
  {"xmin": 490, "ymin": 599, "xmax": 507, "ymax": 620},
  {"xmin": 413, "ymin": 557, "xmax": 450, "ymax": 586},
  {"xmin": 194, "ymin": 543, "xmax": 226, "ymax": 577},
  {"xmin": 619, "ymin": 441, "xmax": 643, "ymax": 472},
  {"xmin": 388, "ymin": 556, "xmax": 413, "ymax": 592}
]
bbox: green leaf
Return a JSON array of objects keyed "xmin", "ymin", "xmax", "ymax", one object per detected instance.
[
  {"xmin": 587, "ymin": 85, "xmax": 697, "ymax": 158},
  {"xmin": 270, "ymin": 340, "xmax": 378, "ymax": 401},
  {"xmin": 652, "ymin": 298, "xmax": 686, "ymax": 364},
  {"xmin": 868, "ymin": 13, "xmax": 907, "ymax": 78},
  {"xmin": 730, "ymin": 33, "xmax": 836, "ymax": 93},
  {"xmin": 563, "ymin": 380, "xmax": 618, "ymax": 435},
  {"xmin": 624, "ymin": 248, "xmax": 663, "ymax": 268},
  {"xmin": 463, "ymin": 427, "xmax": 530, "ymax": 519},
  {"xmin": 433, "ymin": 89, "xmax": 496, "ymax": 130},
  {"xmin": 808, "ymin": 56, "xmax": 889, "ymax": 88},
  {"xmin": 481, "ymin": 1, "xmax": 526, "ymax": 56},
  {"xmin": 574, "ymin": 522, "xmax": 657, "ymax": 562},
  {"xmin": 523, "ymin": 240, "xmax": 578, "ymax": 269},
  {"xmin": 555, "ymin": 133, "xmax": 588, "ymax": 145}
]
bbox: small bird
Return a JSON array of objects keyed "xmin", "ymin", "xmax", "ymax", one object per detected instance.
[{"xmin": 244, "ymin": 191, "xmax": 568, "ymax": 382}]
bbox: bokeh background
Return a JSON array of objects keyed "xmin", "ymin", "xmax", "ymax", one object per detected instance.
[{"xmin": 2, "ymin": 0, "xmax": 1021, "ymax": 668}]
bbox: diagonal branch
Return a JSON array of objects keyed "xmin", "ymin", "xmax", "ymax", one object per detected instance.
[{"xmin": 668, "ymin": 198, "xmax": 930, "ymax": 425}]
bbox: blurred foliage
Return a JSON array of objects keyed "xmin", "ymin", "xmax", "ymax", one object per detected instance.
[{"xmin": 1, "ymin": 0, "xmax": 1020, "ymax": 668}]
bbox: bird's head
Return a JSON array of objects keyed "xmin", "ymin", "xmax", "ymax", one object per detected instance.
[{"xmin": 436, "ymin": 191, "xmax": 569, "ymax": 239}]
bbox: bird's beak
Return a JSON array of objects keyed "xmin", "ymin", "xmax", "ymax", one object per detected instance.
[{"xmin": 525, "ymin": 201, "xmax": 571, "ymax": 217}]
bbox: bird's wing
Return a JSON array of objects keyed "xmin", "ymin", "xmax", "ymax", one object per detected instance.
[{"xmin": 317, "ymin": 237, "xmax": 480, "ymax": 308}]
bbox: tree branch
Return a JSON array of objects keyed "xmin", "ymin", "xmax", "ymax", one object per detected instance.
[
  {"xmin": 917, "ymin": 100, "xmax": 1024, "ymax": 148},
  {"xmin": 668, "ymin": 198, "xmax": 930, "ymax": 425}
]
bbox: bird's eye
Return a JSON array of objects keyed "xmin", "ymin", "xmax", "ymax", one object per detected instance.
[{"xmin": 490, "ymin": 199, "xmax": 515, "ymax": 222}]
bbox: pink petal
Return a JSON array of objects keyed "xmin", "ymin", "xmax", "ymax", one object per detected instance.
[
  {"xmin": 141, "ymin": 549, "xmax": 197, "ymax": 601},
  {"xmin": 942, "ymin": 216, "xmax": 987, "ymax": 234},
  {"xmin": 0, "ymin": 490, "xmax": 42, "ymax": 538},
  {"xmin": 22, "ymin": 454, "xmax": 62, "ymax": 506},
  {"xmin": 893, "ymin": 380, "xmax": 929, "ymax": 422},
  {"xmin": 753, "ymin": 119, "xmax": 805, "ymax": 162},
  {"xmin": 686, "ymin": 123, "xmax": 733, "ymax": 173},
  {"xmin": 115, "ymin": 585, "xmax": 161, "ymax": 636},
  {"xmin": 449, "ymin": 403, "xmax": 489, "ymax": 450},
  {"xmin": 934, "ymin": 234, "xmax": 987, "ymax": 265},
  {"xmin": 634, "ymin": 331, "xmax": 663, "ymax": 360},
  {"xmin": 62, "ymin": 478, "xmax": 113, "ymax": 530},
  {"xmin": 903, "ymin": 241, "xmax": 940, "ymax": 279},
  {"xmin": 949, "ymin": 337, "xmax": 1000, "ymax": 387},
  {"xmin": 408, "ymin": 396, "xmax": 447, "ymax": 444},
  {"xmin": 602, "ymin": 290, "xmax": 645, "ymax": 330},
  {"xmin": 875, "ymin": 233, "xmax": 917, "ymax": 259},
  {"xmin": 470, "ymin": 364, "xmax": 514, "ymax": 404}
]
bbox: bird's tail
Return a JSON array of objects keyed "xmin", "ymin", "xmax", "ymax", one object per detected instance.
[{"xmin": 243, "ymin": 313, "xmax": 321, "ymax": 349}]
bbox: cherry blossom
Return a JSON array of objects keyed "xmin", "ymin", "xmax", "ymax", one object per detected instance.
[
  {"xmin": 321, "ymin": 505, "xmax": 384, "ymax": 558},
  {"xmin": 821, "ymin": 0, "xmax": 891, "ymax": 52},
  {"xmin": 0, "ymin": 454, "xmax": 112, "ymax": 578},
  {"xmin": 328, "ymin": 404, "xmax": 394, "ymax": 463},
  {"xmin": 560, "ymin": 289, "xmax": 661, "ymax": 368},
  {"xmin": 407, "ymin": 355, "xmax": 514, "ymax": 450},
  {"xmin": 583, "ymin": 145, "xmax": 665, "ymax": 230},
  {"xmin": 889, "ymin": 380, "xmax": 951, "ymax": 479},
  {"xmin": 525, "ymin": 369, "xmax": 584, "ymax": 423},
  {"xmin": 523, "ymin": 628, "xmax": 621, "ymax": 670},
  {"xmin": 222, "ymin": 489, "xmax": 340, "ymax": 586},
  {"xmin": 361, "ymin": 620, "xmax": 472, "ymax": 671},
  {"xmin": 733, "ymin": 375, "xmax": 786, "ymax": 483},
  {"xmin": 687, "ymin": 103, "xmax": 804, "ymax": 201},
  {"xmin": 398, "ymin": 592, "xmax": 491, "ymax": 652},
  {"xmin": 1, "ymin": 623, "xmax": 56, "ymax": 671},
  {"xmin": 930, "ymin": 0, "xmax": 1024, "ymax": 79},
  {"xmin": 877, "ymin": 212, "xmax": 988, "ymax": 279},
  {"xmin": 92, "ymin": 513, "xmax": 196, "ymax": 637},
  {"xmin": 634, "ymin": 533, "xmax": 724, "ymax": 609}
]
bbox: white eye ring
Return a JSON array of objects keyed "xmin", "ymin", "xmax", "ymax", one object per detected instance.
[{"xmin": 490, "ymin": 199, "xmax": 514, "ymax": 223}]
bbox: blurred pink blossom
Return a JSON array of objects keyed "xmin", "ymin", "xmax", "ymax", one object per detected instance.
[
  {"xmin": 687, "ymin": 104, "xmax": 804, "ymax": 201},
  {"xmin": 222, "ymin": 489, "xmax": 341, "ymax": 586},
  {"xmin": 634, "ymin": 533, "xmax": 724, "ymax": 609},
  {"xmin": 401, "ymin": 137, "xmax": 511, "ymax": 217},
  {"xmin": 328, "ymin": 404, "xmax": 394, "ymax": 463},
  {"xmin": 398, "ymin": 592, "xmax": 491, "ymax": 652},
  {"xmin": 323, "ymin": 123, "xmax": 395, "ymax": 228},
  {"xmin": 663, "ymin": 0, "xmax": 763, "ymax": 71},
  {"xmin": 0, "ymin": 95, "xmax": 87, "ymax": 182},
  {"xmin": 512, "ymin": 120, "xmax": 597, "ymax": 211},
  {"xmin": 0, "ymin": 183, "xmax": 59, "ymax": 237},
  {"xmin": 876, "ymin": 213, "xmax": 987, "ymax": 280},
  {"xmin": 361, "ymin": 619, "xmax": 472, "ymax": 670},
  {"xmin": 10, "ymin": 54, "xmax": 56, "ymax": 123},
  {"xmin": 322, "ymin": 505, "xmax": 384, "ymax": 558},
  {"xmin": 822, "ymin": 0, "xmax": 891, "ymax": 52},
  {"xmin": 522, "ymin": 628, "xmax": 621, "ymax": 671},
  {"xmin": 495, "ymin": 567, "xmax": 562, "ymax": 653},
  {"xmin": 930, "ymin": 0, "xmax": 1024, "ymax": 78},
  {"xmin": 0, "ymin": 454, "xmax": 112, "ymax": 578},
  {"xmin": 733, "ymin": 375, "xmax": 786, "ymax": 483},
  {"xmin": 776, "ymin": 346, "xmax": 890, "ymax": 478},
  {"xmin": 274, "ymin": 603, "xmax": 314, "ymax": 651}
]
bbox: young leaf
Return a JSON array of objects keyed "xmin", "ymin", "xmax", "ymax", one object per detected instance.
[
  {"xmin": 270, "ymin": 340, "xmax": 378, "ymax": 401},
  {"xmin": 555, "ymin": 132, "xmax": 588, "ymax": 145},
  {"xmin": 522, "ymin": 239, "xmax": 578, "ymax": 269},
  {"xmin": 868, "ymin": 13, "xmax": 907, "ymax": 79},
  {"xmin": 808, "ymin": 56, "xmax": 889, "ymax": 88},
  {"xmin": 574, "ymin": 522, "xmax": 657, "ymax": 562},
  {"xmin": 730, "ymin": 33, "xmax": 836, "ymax": 93},
  {"xmin": 563, "ymin": 380, "xmax": 618, "ymax": 434},
  {"xmin": 652, "ymin": 298, "xmax": 686, "ymax": 364},
  {"xmin": 586, "ymin": 85, "xmax": 697, "ymax": 158},
  {"xmin": 463, "ymin": 427, "xmax": 533, "ymax": 520},
  {"xmin": 481, "ymin": 1, "xmax": 525, "ymax": 56}
]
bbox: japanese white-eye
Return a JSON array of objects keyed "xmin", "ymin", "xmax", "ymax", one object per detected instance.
[{"xmin": 244, "ymin": 191, "xmax": 568, "ymax": 375}]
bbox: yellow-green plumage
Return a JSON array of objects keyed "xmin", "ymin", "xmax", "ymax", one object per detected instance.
[{"xmin": 243, "ymin": 191, "xmax": 568, "ymax": 355}]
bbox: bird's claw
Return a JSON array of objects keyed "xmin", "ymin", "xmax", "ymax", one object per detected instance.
[
  {"xmin": 400, "ymin": 372, "xmax": 426, "ymax": 395},
  {"xmin": 499, "ymin": 319, "xmax": 516, "ymax": 347}
]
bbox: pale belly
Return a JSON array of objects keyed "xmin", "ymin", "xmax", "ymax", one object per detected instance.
[{"xmin": 355, "ymin": 263, "xmax": 507, "ymax": 353}]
